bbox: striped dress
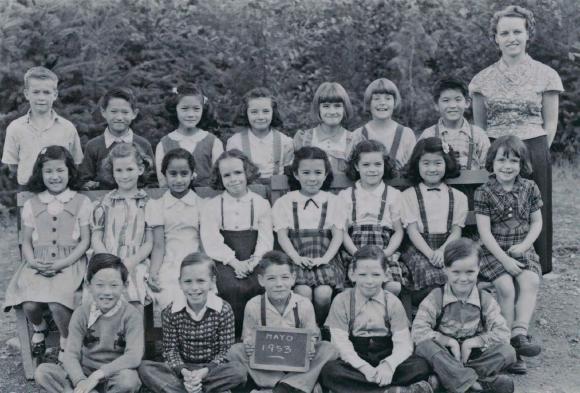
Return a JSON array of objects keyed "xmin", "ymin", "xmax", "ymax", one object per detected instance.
[{"xmin": 91, "ymin": 189, "xmax": 151, "ymax": 303}]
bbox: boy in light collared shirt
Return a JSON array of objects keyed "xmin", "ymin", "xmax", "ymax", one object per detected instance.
[{"xmin": 2, "ymin": 66, "xmax": 83, "ymax": 187}]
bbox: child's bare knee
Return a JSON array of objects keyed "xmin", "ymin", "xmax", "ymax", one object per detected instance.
[{"xmin": 313, "ymin": 285, "xmax": 332, "ymax": 302}]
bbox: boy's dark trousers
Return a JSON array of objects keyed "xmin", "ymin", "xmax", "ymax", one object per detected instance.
[
  {"xmin": 415, "ymin": 340, "xmax": 516, "ymax": 393},
  {"xmin": 320, "ymin": 335, "xmax": 432, "ymax": 393},
  {"xmin": 138, "ymin": 360, "xmax": 247, "ymax": 393}
]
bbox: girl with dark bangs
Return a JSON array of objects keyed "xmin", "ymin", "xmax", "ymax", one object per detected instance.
[
  {"xmin": 294, "ymin": 82, "xmax": 363, "ymax": 175},
  {"xmin": 399, "ymin": 137, "xmax": 467, "ymax": 316}
]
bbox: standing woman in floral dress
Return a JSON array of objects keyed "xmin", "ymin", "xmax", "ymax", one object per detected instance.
[{"xmin": 469, "ymin": 5, "xmax": 563, "ymax": 274}]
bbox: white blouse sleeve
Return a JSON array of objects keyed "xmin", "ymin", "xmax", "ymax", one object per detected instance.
[
  {"xmin": 326, "ymin": 194, "xmax": 347, "ymax": 230},
  {"xmin": 144, "ymin": 198, "xmax": 163, "ymax": 228},
  {"xmin": 21, "ymin": 200, "xmax": 35, "ymax": 228},
  {"xmin": 388, "ymin": 187, "xmax": 402, "ymax": 224},
  {"xmin": 211, "ymin": 137, "xmax": 225, "ymax": 164},
  {"xmin": 272, "ymin": 194, "xmax": 293, "ymax": 232},
  {"xmin": 77, "ymin": 196, "xmax": 94, "ymax": 226},
  {"xmin": 337, "ymin": 188, "xmax": 353, "ymax": 227},
  {"xmin": 200, "ymin": 195, "xmax": 236, "ymax": 263},
  {"xmin": 452, "ymin": 188, "xmax": 468, "ymax": 228},
  {"xmin": 253, "ymin": 196, "xmax": 274, "ymax": 260},
  {"xmin": 401, "ymin": 188, "xmax": 420, "ymax": 228}
]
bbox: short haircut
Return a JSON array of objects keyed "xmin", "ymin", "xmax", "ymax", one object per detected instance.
[
  {"xmin": 180, "ymin": 252, "xmax": 216, "ymax": 279},
  {"xmin": 165, "ymin": 83, "xmax": 217, "ymax": 129},
  {"xmin": 346, "ymin": 139, "xmax": 397, "ymax": 181},
  {"xmin": 289, "ymin": 146, "xmax": 334, "ymax": 191},
  {"xmin": 232, "ymin": 87, "xmax": 284, "ymax": 128},
  {"xmin": 444, "ymin": 238, "xmax": 482, "ymax": 268},
  {"xmin": 87, "ymin": 253, "xmax": 128, "ymax": 283},
  {"xmin": 26, "ymin": 145, "xmax": 81, "ymax": 193},
  {"xmin": 351, "ymin": 245, "xmax": 388, "ymax": 272},
  {"xmin": 99, "ymin": 87, "xmax": 137, "ymax": 111},
  {"xmin": 101, "ymin": 142, "xmax": 153, "ymax": 187},
  {"xmin": 311, "ymin": 82, "xmax": 353, "ymax": 123},
  {"xmin": 257, "ymin": 250, "xmax": 294, "ymax": 275},
  {"xmin": 489, "ymin": 5, "xmax": 536, "ymax": 43},
  {"xmin": 161, "ymin": 147, "xmax": 196, "ymax": 175},
  {"xmin": 485, "ymin": 135, "xmax": 533, "ymax": 177},
  {"xmin": 363, "ymin": 78, "xmax": 402, "ymax": 112},
  {"xmin": 432, "ymin": 77, "xmax": 469, "ymax": 102},
  {"xmin": 24, "ymin": 67, "xmax": 58, "ymax": 90},
  {"xmin": 209, "ymin": 149, "xmax": 260, "ymax": 191},
  {"xmin": 404, "ymin": 137, "xmax": 460, "ymax": 184}
]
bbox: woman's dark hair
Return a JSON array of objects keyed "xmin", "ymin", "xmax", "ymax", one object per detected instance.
[
  {"xmin": 99, "ymin": 87, "xmax": 137, "ymax": 111},
  {"xmin": 180, "ymin": 252, "xmax": 217, "ymax": 279},
  {"xmin": 26, "ymin": 145, "xmax": 81, "ymax": 193},
  {"xmin": 443, "ymin": 238, "xmax": 482, "ymax": 268},
  {"xmin": 165, "ymin": 83, "xmax": 217, "ymax": 129},
  {"xmin": 288, "ymin": 146, "xmax": 333, "ymax": 191},
  {"xmin": 351, "ymin": 245, "xmax": 388, "ymax": 272},
  {"xmin": 403, "ymin": 137, "xmax": 460, "ymax": 185},
  {"xmin": 232, "ymin": 87, "xmax": 284, "ymax": 128},
  {"xmin": 431, "ymin": 77, "xmax": 469, "ymax": 103},
  {"xmin": 87, "ymin": 253, "xmax": 129, "ymax": 283},
  {"xmin": 209, "ymin": 149, "xmax": 260, "ymax": 191},
  {"xmin": 346, "ymin": 139, "xmax": 397, "ymax": 181},
  {"xmin": 101, "ymin": 142, "xmax": 153, "ymax": 188},
  {"xmin": 485, "ymin": 135, "xmax": 533, "ymax": 178},
  {"xmin": 161, "ymin": 148, "xmax": 196, "ymax": 176},
  {"xmin": 257, "ymin": 250, "xmax": 294, "ymax": 275}
]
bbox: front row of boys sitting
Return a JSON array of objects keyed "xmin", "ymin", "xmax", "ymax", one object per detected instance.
[{"xmin": 36, "ymin": 240, "xmax": 517, "ymax": 393}]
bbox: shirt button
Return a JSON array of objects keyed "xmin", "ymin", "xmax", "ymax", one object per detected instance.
[
  {"xmin": 52, "ymin": 228, "xmax": 57, "ymax": 232},
  {"xmin": 51, "ymin": 253, "xmax": 56, "ymax": 258},
  {"xmin": 52, "ymin": 240, "xmax": 57, "ymax": 245},
  {"xmin": 52, "ymin": 217, "xmax": 57, "ymax": 221},
  {"xmin": 234, "ymin": 225, "xmax": 239, "ymax": 229}
]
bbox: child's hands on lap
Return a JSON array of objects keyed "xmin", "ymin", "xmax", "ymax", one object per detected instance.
[
  {"xmin": 359, "ymin": 364, "xmax": 377, "ymax": 383},
  {"xmin": 443, "ymin": 336, "xmax": 461, "ymax": 362},
  {"xmin": 311, "ymin": 257, "xmax": 327, "ymax": 267},
  {"xmin": 231, "ymin": 260, "xmax": 249, "ymax": 279},
  {"xmin": 507, "ymin": 244, "xmax": 528, "ymax": 258},
  {"xmin": 308, "ymin": 337, "xmax": 317, "ymax": 360},
  {"xmin": 181, "ymin": 369, "xmax": 202, "ymax": 393},
  {"xmin": 460, "ymin": 337, "xmax": 482, "ymax": 364},
  {"xmin": 244, "ymin": 339, "xmax": 255, "ymax": 358},
  {"xmin": 82, "ymin": 181, "xmax": 100, "ymax": 191},
  {"xmin": 147, "ymin": 271, "xmax": 161, "ymax": 292},
  {"xmin": 502, "ymin": 257, "xmax": 524, "ymax": 276},
  {"xmin": 374, "ymin": 362, "xmax": 394, "ymax": 386},
  {"xmin": 293, "ymin": 256, "xmax": 314, "ymax": 269},
  {"xmin": 73, "ymin": 371, "xmax": 101, "ymax": 393},
  {"xmin": 429, "ymin": 249, "xmax": 444, "ymax": 268}
]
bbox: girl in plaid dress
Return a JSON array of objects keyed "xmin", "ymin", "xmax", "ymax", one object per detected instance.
[
  {"xmin": 400, "ymin": 137, "xmax": 467, "ymax": 314},
  {"xmin": 475, "ymin": 135, "xmax": 543, "ymax": 372},
  {"xmin": 338, "ymin": 139, "xmax": 405, "ymax": 295},
  {"xmin": 273, "ymin": 146, "xmax": 347, "ymax": 325}
]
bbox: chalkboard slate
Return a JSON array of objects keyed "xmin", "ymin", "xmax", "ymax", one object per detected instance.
[{"xmin": 250, "ymin": 326, "xmax": 312, "ymax": 372}]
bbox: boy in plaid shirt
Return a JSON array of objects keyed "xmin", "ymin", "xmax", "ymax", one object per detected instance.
[
  {"xmin": 412, "ymin": 238, "xmax": 516, "ymax": 393},
  {"xmin": 419, "ymin": 77, "xmax": 489, "ymax": 170},
  {"xmin": 139, "ymin": 253, "xmax": 246, "ymax": 393}
]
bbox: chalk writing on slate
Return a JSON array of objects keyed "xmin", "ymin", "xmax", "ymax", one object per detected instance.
[{"xmin": 250, "ymin": 326, "xmax": 312, "ymax": 372}]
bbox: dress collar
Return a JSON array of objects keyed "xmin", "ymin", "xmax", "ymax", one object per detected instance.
[
  {"xmin": 437, "ymin": 117, "xmax": 471, "ymax": 137},
  {"xmin": 314, "ymin": 126, "xmax": 347, "ymax": 144},
  {"xmin": 169, "ymin": 129, "xmax": 208, "ymax": 142},
  {"xmin": 248, "ymin": 128, "xmax": 274, "ymax": 143},
  {"xmin": 163, "ymin": 189, "xmax": 198, "ymax": 208},
  {"xmin": 442, "ymin": 283, "xmax": 481, "ymax": 308},
  {"xmin": 263, "ymin": 292, "xmax": 300, "ymax": 317},
  {"xmin": 222, "ymin": 190, "xmax": 252, "ymax": 203},
  {"xmin": 38, "ymin": 188, "xmax": 76, "ymax": 204},
  {"xmin": 104, "ymin": 128, "xmax": 133, "ymax": 148},
  {"xmin": 355, "ymin": 286, "xmax": 386, "ymax": 305},
  {"xmin": 355, "ymin": 180, "xmax": 385, "ymax": 197},
  {"xmin": 171, "ymin": 291, "xmax": 223, "ymax": 317},
  {"xmin": 108, "ymin": 188, "xmax": 149, "ymax": 201},
  {"xmin": 487, "ymin": 174, "xmax": 523, "ymax": 195},
  {"xmin": 88, "ymin": 299, "xmax": 124, "ymax": 328}
]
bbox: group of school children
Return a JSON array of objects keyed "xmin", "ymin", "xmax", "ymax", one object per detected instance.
[{"xmin": 1, "ymin": 66, "xmax": 547, "ymax": 393}]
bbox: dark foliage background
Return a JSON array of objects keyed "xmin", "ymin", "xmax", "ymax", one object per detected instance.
[{"xmin": 1, "ymin": 0, "xmax": 579, "ymax": 199}]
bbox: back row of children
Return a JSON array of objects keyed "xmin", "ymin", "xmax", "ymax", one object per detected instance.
[{"xmin": 2, "ymin": 66, "xmax": 491, "ymax": 191}]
